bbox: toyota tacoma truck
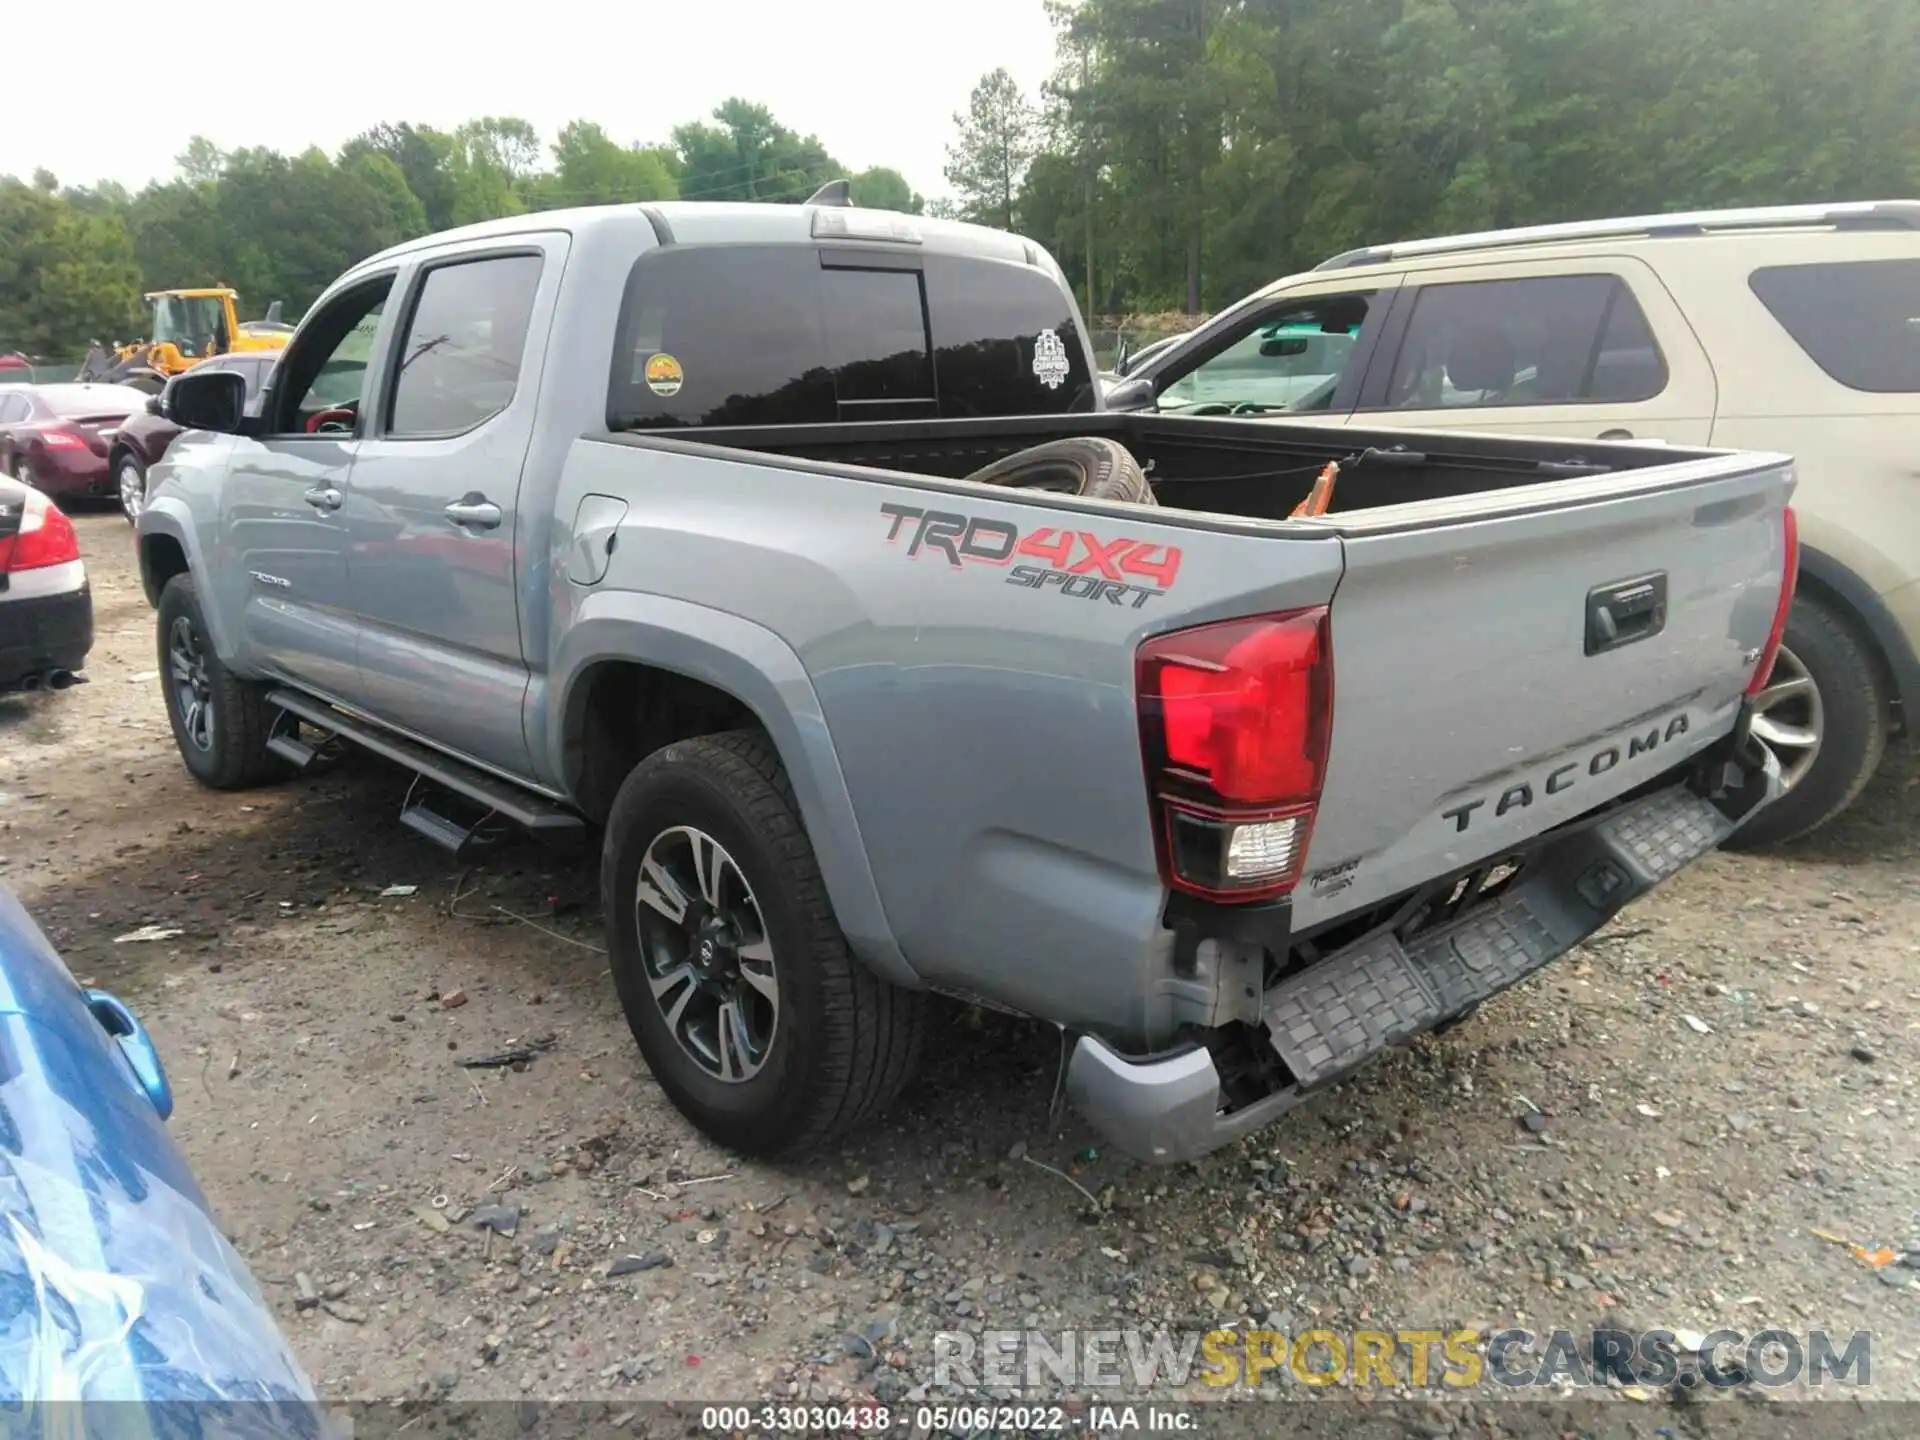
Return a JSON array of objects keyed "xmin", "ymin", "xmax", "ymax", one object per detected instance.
[{"xmin": 134, "ymin": 195, "xmax": 1793, "ymax": 1165}]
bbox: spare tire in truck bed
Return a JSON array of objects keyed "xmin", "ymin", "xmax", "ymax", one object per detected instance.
[{"xmin": 963, "ymin": 437, "xmax": 1157, "ymax": 505}]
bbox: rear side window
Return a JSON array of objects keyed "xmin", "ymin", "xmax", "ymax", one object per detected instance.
[
  {"xmin": 607, "ymin": 245, "xmax": 1095, "ymax": 429},
  {"xmin": 387, "ymin": 253, "xmax": 543, "ymax": 438},
  {"xmin": 1383, "ymin": 275, "xmax": 1667, "ymax": 410},
  {"xmin": 1750, "ymin": 259, "xmax": 1920, "ymax": 393}
]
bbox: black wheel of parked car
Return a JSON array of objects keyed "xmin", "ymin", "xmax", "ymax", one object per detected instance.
[
  {"xmin": 1722, "ymin": 591, "xmax": 1890, "ymax": 850},
  {"xmin": 964, "ymin": 436, "xmax": 1157, "ymax": 505},
  {"xmin": 116, "ymin": 452, "xmax": 147, "ymax": 523},
  {"xmin": 155, "ymin": 574, "xmax": 287, "ymax": 791},
  {"xmin": 601, "ymin": 729, "xmax": 927, "ymax": 1157}
]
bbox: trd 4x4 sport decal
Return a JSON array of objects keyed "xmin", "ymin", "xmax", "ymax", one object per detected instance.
[{"xmin": 879, "ymin": 501, "xmax": 1183, "ymax": 609}]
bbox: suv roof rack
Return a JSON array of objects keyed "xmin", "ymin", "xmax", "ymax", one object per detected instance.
[{"xmin": 1312, "ymin": 200, "xmax": 1920, "ymax": 271}]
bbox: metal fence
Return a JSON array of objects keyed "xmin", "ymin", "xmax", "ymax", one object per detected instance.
[
  {"xmin": 0, "ymin": 361, "xmax": 83, "ymax": 384},
  {"xmin": 1087, "ymin": 317, "xmax": 1208, "ymax": 373}
]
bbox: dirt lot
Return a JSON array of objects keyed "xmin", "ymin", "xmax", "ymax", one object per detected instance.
[{"xmin": 3, "ymin": 513, "xmax": 1916, "ymax": 1418}]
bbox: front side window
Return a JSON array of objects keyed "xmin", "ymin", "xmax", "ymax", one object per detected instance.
[
  {"xmin": 387, "ymin": 254, "xmax": 543, "ymax": 438},
  {"xmin": 1750, "ymin": 259, "xmax": 1920, "ymax": 393},
  {"xmin": 266, "ymin": 279, "xmax": 392, "ymax": 434},
  {"xmin": 1383, "ymin": 275, "xmax": 1667, "ymax": 410},
  {"xmin": 1157, "ymin": 294, "xmax": 1373, "ymax": 414}
]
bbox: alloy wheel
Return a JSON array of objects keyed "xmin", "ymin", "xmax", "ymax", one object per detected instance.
[
  {"xmin": 1748, "ymin": 643, "xmax": 1823, "ymax": 792},
  {"xmin": 632, "ymin": 825, "xmax": 778, "ymax": 1083},
  {"xmin": 167, "ymin": 615, "xmax": 215, "ymax": 753},
  {"xmin": 119, "ymin": 458, "xmax": 145, "ymax": 520}
]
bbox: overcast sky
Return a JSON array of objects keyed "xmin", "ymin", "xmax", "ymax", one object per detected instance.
[{"xmin": 4, "ymin": 0, "xmax": 1060, "ymax": 201}]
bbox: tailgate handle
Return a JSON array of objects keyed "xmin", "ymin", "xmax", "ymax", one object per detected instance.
[{"xmin": 1585, "ymin": 573, "xmax": 1668, "ymax": 656}]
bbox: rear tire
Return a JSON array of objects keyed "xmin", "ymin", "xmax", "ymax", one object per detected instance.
[
  {"xmin": 964, "ymin": 436, "xmax": 1156, "ymax": 505},
  {"xmin": 155, "ymin": 574, "xmax": 285, "ymax": 791},
  {"xmin": 601, "ymin": 729, "xmax": 926, "ymax": 1157},
  {"xmin": 1722, "ymin": 591, "xmax": 1889, "ymax": 850}
]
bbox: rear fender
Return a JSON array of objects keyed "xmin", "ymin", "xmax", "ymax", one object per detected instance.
[{"xmin": 546, "ymin": 591, "xmax": 916, "ymax": 988}]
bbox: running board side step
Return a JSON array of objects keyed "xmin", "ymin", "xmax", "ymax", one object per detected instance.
[{"xmin": 265, "ymin": 689, "xmax": 587, "ymax": 854}]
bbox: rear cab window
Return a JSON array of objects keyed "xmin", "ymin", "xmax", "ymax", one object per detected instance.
[
  {"xmin": 606, "ymin": 244, "xmax": 1095, "ymax": 430},
  {"xmin": 1749, "ymin": 258, "xmax": 1920, "ymax": 392}
]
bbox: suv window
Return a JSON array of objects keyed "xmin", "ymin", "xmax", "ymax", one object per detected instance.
[
  {"xmin": 1750, "ymin": 259, "xmax": 1920, "ymax": 393},
  {"xmin": 1382, "ymin": 275, "xmax": 1667, "ymax": 410},
  {"xmin": 1156, "ymin": 293, "xmax": 1373, "ymax": 414},
  {"xmin": 0, "ymin": 394, "xmax": 27, "ymax": 424},
  {"xmin": 607, "ymin": 246, "xmax": 1095, "ymax": 429},
  {"xmin": 388, "ymin": 254, "xmax": 543, "ymax": 438}
]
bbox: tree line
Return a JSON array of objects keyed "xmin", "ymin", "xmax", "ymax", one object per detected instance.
[
  {"xmin": 941, "ymin": 0, "xmax": 1920, "ymax": 315},
  {"xmin": 7, "ymin": 0, "xmax": 1919, "ymax": 358},
  {"xmin": 0, "ymin": 103, "xmax": 922, "ymax": 358}
]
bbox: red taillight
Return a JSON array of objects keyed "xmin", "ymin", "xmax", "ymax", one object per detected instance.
[
  {"xmin": 3, "ymin": 496, "xmax": 81, "ymax": 572},
  {"xmin": 1745, "ymin": 506, "xmax": 1799, "ymax": 697},
  {"xmin": 1136, "ymin": 607, "xmax": 1334, "ymax": 902},
  {"xmin": 38, "ymin": 428, "xmax": 86, "ymax": 450}
]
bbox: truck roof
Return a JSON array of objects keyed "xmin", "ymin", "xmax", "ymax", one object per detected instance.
[{"xmin": 355, "ymin": 198, "xmax": 1042, "ymax": 273}]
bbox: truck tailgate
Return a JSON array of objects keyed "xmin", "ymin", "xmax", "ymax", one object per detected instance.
[{"xmin": 1293, "ymin": 453, "xmax": 1795, "ymax": 930}]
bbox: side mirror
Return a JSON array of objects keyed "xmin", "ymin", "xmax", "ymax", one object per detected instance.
[
  {"xmin": 1102, "ymin": 376, "xmax": 1154, "ymax": 412},
  {"xmin": 145, "ymin": 394, "xmax": 163, "ymax": 416},
  {"xmin": 162, "ymin": 368, "xmax": 246, "ymax": 433}
]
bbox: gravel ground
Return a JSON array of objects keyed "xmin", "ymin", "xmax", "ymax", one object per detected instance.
[{"xmin": 2, "ymin": 514, "xmax": 1916, "ymax": 1425}]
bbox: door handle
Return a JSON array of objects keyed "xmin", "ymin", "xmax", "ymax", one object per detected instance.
[
  {"xmin": 303, "ymin": 486, "xmax": 342, "ymax": 511},
  {"xmin": 444, "ymin": 495, "xmax": 502, "ymax": 530},
  {"xmin": 1597, "ymin": 428, "xmax": 1634, "ymax": 441}
]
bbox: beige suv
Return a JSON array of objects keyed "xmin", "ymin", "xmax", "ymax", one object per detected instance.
[{"xmin": 1106, "ymin": 201, "xmax": 1920, "ymax": 848}]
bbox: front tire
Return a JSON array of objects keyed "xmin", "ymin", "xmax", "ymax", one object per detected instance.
[
  {"xmin": 601, "ymin": 729, "xmax": 926, "ymax": 1157},
  {"xmin": 117, "ymin": 452, "xmax": 147, "ymax": 523},
  {"xmin": 1723, "ymin": 592, "xmax": 1889, "ymax": 850},
  {"xmin": 155, "ymin": 574, "xmax": 285, "ymax": 790}
]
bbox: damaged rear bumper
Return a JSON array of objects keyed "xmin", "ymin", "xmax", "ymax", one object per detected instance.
[{"xmin": 1066, "ymin": 733, "xmax": 1782, "ymax": 1165}]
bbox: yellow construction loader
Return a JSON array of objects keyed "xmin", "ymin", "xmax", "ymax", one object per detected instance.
[{"xmin": 76, "ymin": 287, "xmax": 294, "ymax": 393}]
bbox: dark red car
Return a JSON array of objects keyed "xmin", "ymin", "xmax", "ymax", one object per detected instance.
[
  {"xmin": 107, "ymin": 354, "xmax": 275, "ymax": 521},
  {"xmin": 0, "ymin": 383, "xmax": 154, "ymax": 507}
]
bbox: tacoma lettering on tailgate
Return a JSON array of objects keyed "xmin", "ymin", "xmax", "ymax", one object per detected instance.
[
  {"xmin": 1441, "ymin": 713, "xmax": 1693, "ymax": 834},
  {"xmin": 879, "ymin": 502, "xmax": 1183, "ymax": 609}
]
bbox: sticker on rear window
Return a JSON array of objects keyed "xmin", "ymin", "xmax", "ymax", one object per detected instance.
[
  {"xmin": 644, "ymin": 353, "xmax": 684, "ymax": 396},
  {"xmin": 1032, "ymin": 329, "xmax": 1069, "ymax": 390}
]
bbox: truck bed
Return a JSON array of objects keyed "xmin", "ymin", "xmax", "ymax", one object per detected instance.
[{"xmin": 611, "ymin": 410, "xmax": 1724, "ymax": 527}]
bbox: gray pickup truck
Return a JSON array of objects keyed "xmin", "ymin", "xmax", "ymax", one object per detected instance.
[{"xmin": 136, "ymin": 196, "xmax": 1794, "ymax": 1165}]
